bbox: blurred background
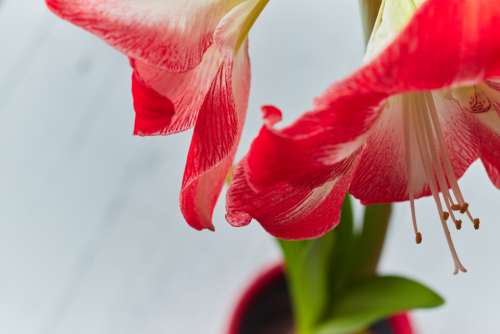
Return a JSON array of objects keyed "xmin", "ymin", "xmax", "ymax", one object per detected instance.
[{"xmin": 0, "ymin": 1, "xmax": 498, "ymax": 333}]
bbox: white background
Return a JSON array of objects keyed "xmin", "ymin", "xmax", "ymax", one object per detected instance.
[{"xmin": 0, "ymin": 1, "xmax": 498, "ymax": 333}]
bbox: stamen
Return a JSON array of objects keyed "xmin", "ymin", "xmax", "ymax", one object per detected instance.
[
  {"xmin": 410, "ymin": 97, "xmax": 448, "ymax": 222},
  {"xmin": 416, "ymin": 232, "xmax": 423, "ymax": 244},
  {"xmin": 439, "ymin": 215, "xmax": 468, "ymax": 275},
  {"xmin": 460, "ymin": 202, "xmax": 469, "ymax": 214},
  {"xmin": 446, "ymin": 207, "xmax": 462, "ymax": 231},
  {"xmin": 422, "ymin": 94, "xmax": 481, "ymax": 230},
  {"xmin": 402, "ymin": 93, "xmax": 469, "ymax": 274},
  {"xmin": 473, "ymin": 218, "xmax": 481, "ymax": 230},
  {"xmin": 465, "ymin": 208, "xmax": 480, "ymax": 230},
  {"xmin": 425, "ymin": 96, "xmax": 468, "ymax": 207},
  {"xmin": 441, "ymin": 211, "xmax": 450, "ymax": 221},
  {"xmin": 403, "ymin": 97, "xmax": 422, "ymax": 244},
  {"xmin": 462, "ymin": 203, "xmax": 480, "ymax": 229},
  {"xmin": 420, "ymin": 95, "xmax": 464, "ymax": 231}
]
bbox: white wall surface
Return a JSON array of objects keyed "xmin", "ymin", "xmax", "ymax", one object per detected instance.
[{"xmin": 0, "ymin": 1, "xmax": 498, "ymax": 333}]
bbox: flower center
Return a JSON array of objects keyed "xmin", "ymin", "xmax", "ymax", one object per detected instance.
[{"xmin": 401, "ymin": 92, "xmax": 480, "ymax": 275}]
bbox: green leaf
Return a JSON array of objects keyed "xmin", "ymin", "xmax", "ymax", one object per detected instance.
[
  {"xmin": 316, "ymin": 276, "xmax": 445, "ymax": 334},
  {"xmin": 329, "ymin": 197, "xmax": 356, "ymax": 296},
  {"xmin": 278, "ymin": 196, "xmax": 354, "ymax": 334},
  {"xmin": 279, "ymin": 234, "xmax": 336, "ymax": 334}
]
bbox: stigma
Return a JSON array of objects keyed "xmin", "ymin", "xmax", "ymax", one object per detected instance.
[{"xmin": 400, "ymin": 92, "xmax": 480, "ymax": 275}]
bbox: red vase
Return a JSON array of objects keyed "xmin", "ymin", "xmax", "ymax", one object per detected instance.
[{"xmin": 227, "ymin": 264, "xmax": 415, "ymax": 334}]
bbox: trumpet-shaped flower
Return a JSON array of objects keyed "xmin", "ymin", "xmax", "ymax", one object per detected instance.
[
  {"xmin": 227, "ymin": 0, "xmax": 500, "ymax": 274},
  {"xmin": 47, "ymin": 0, "xmax": 269, "ymax": 231}
]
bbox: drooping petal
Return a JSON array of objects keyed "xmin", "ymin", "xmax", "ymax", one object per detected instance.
[
  {"xmin": 226, "ymin": 156, "xmax": 357, "ymax": 239},
  {"xmin": 46, "ymin": 0, "xmax": 244, "ymax": 71},
  {"xmin": 130, "ymin": 0, "xmax": 264, "ymax": 136},
  {"xmin": 48, "ymin": 0, "xmax": 264, "ymax": 231},
  {"xmin": 181, "ymin": 42, "xmax": 251, "ymax": 231},
  {"xmin": 244, "ymin": 0, "xmax": 500, "ymax": 195}
]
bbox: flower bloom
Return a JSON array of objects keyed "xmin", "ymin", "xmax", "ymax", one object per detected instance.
[
  {"xmin": 46, "ymin": 0, "xmax": 269, "ymax": 231},
  {"xmin": 227, "ymin": 0, "xmax": 500, "ymax": 274}
]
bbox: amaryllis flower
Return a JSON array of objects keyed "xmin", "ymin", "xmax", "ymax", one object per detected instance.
[
  {"xmin": 46, "ymin": 0, "xmax": 269, "ymax": 231},
  {"xmin": 227, "ymin": 0, "xmax": 500, "ymax": 274}
]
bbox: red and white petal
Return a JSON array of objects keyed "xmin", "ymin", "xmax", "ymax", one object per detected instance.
[
  {"xmin": 244, "ymin": 0, "xmax": 500, "ymax": 197},
  {"xmin": 130, "ymin": 0, "xmax": 263, "ymax": 136},
  {"xmin": 226, "ymin": 157, "xmax": 357, "ymax": 240},
  {"xmin": 46, "ymin": 0, "xmax": 242, "ymax": 71},
  {"xmin": 350, "ymin": 92, "xmax": 480, "ymax": 203},
  {"xmin": 131, "ymin": 47, "xmax": 223, "ymax": 135},
  {"xmin": 181, "ymin": 42, "xmax": 251, "ymax": 231},
  {"xmin": 349, "ymin": 98, "xmax": 412, "ymax": 203},
  {"xmin": 213, "ymin": 0, "xmax": 268, "ymax": 52}
]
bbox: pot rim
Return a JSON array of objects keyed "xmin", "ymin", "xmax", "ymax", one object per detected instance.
[
  {"xmin": 227, "ymin": 263, "xmax": 415, "ymax": 334},
  {"xmin": 227, "ymin": 263, "xmax": 284, "ymax": 334}
]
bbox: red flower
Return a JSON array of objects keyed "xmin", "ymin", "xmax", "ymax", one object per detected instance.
[
  {"xmin": 46, "ymin": 0, "xmax": 269, "ymax": 231},
  {"xmin": 227, "ymin": 0, "xmax": 500, "ymax": 274}
]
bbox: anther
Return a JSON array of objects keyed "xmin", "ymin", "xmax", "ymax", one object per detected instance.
[
  {"xmin": 460, "ymin": 202, "xmax": 469, "ymax": 214},
  {"xmin": 441, "ymin": 212, "xmax": 450, "ymax": 221},
  {"xmin": 454, "ymin": 220, "xmax": 463, "ymax": 230},
  {"xmin": 473, "ymin": 218, "xmax": 480, "ymax": 230},
  {"xmin": 416, "ymin": 232, "xmax": 423, "ymax": 244},
  {"xmin": 451, "ymin": 204, "xmax": 462, "ymax": 211}
]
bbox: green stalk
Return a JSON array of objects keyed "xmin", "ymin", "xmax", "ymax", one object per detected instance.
[
  {"xmin": 279, "ymin": 239, "xmax": 317, "ymax": 334},
  {"xmin": 278, "ymin": 198, "xmax": 354, "ymax": 334},
  {"xmin": 352, "ymin": 204, "xmax": 392, "ymax": 279}
]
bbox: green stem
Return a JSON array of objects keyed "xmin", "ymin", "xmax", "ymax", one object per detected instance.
[
  {"xmin": 353, "ymin": 204, "xmax": 392, "ymax": 278},
  {"xmin": 278, "ymin": 238, "xmax": 317, "ymax": 334},
  {"xmin": 278, "ymin": 197, "xmax": 354, "ymax": 334}
]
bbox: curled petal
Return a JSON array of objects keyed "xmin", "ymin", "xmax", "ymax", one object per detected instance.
[
  {"xmin": 46, "ymin": 0, "xmax": 242, "ymax": 71},
  {"xmin": 226, "ymin": 157, "xmax": 357, "ymax": 239},
  {"xmin": 181, "ymin": 43, "xmax": 250, "ymax": 231}
]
